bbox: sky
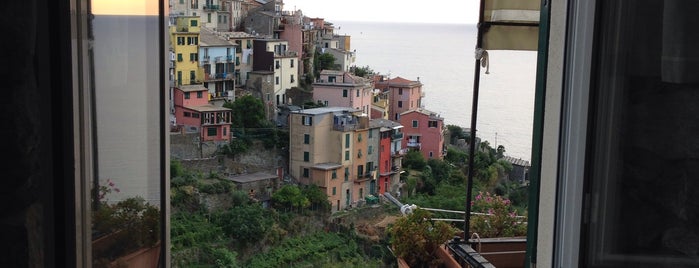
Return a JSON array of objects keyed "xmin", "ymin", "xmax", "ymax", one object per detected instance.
[
  {"xmin": 283, "ymin": 0, "xmax": 480, "ymax": 24},
  {"xmin": 92, "ymin": 0, "xmax": 159, "ymax": 15}
]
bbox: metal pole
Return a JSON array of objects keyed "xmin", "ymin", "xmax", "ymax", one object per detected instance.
[{"xmin": 465, "ymin": 0, "xmax": 487, "ymax": 240}]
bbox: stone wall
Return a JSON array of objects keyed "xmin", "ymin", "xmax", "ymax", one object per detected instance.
[
  {"xmin": 173, "ymin": 137, "xmax": 285, "ymax": 177},
  {"xmin": 170, "ymin": 133, "xmax": 227, "ymax": 159}
]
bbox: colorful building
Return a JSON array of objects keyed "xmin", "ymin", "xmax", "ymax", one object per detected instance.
[
  {"xmin": 173, "ymin": 85, "xmax": 233, "ymax": 142},
  {"xmin": 289, "ymin": 107, "xmax": 373, "ymax": 212},
  {"xmin": 171, "ymin": 16, "xmax": 204, "ymax": 86},
  {"xmin": 370, "ymin": 119, "xmax": 405, "ymax": 195},
  {"xmin": 252, "ymin": 39, "xmax": 299, "ymax": 107},
  {"xmin": 312, "ymin": 70, "xmax": 374, "ymax": 116},
  {"xmin": 371, "ymin": 89, "xmax": 390, "ymax": 120},
  {"xmin": 399, "ymin": 109, "xmax": 445, "ymax": 160},
  {"xmin": 211, "ymin": 31, "xmax": 255, "ymax": 86},
  {"xmin": 375, "ymin": 76, "xmax": 423, "ymax": 121},
  {"xmin": 199, "ymin": 27, "xmax": 237, "ymax": 101}
]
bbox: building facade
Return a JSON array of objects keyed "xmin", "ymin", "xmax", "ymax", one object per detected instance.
[
  {"xmin": 375, "ymin": 76, "xmax": 423, "ymax": 121},
  {"xmin": 312, "ymin": 70, "xmax": 373, "ymax": 116},
  {"xmin": 199, "ymin": 27, "xmax": 237, "ymax": 101},
  {"xmin": 370, "ymin": 119, "xmax": 405, "ymax": 195},
  {"xmin": 173, "ymin": 85, "xmax": 233, "ymax": 142},
  {"xmin": 399, "ymin": 109, "xmax": 444, "ymax": 160},
  {"xmin": 289, "ymin": 107, "xmax": 372, "ymax": 212},
  {"xmin": 171, "ymin": 16, "xmax": 204, "ymax": 86},
  {"xmin": 252, "ymin": 39, "xmax": 299, "ymax": 106}
]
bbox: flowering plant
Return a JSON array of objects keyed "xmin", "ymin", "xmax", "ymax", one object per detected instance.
[
  {"xmin": 470, "ymin": 191, "xmax": 527, "ymax": 238},
  {"xmin": 97, "ymin": 178, "xmax": 121, "ymax": 201}
]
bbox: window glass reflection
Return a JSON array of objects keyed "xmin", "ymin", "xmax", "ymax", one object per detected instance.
[{"xmin": 90, "ymin": 1, "xmax": 163, "ymax": 266}]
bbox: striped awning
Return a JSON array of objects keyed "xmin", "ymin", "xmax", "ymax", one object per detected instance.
[{"xmin": 481, "ymin": 0, "xmax": 540, "ymax": 51}]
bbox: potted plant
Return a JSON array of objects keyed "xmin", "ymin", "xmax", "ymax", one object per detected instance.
[
  {"xmin": 467, "ymin": 191, "xmax": 527, "ymax": 268},
  {"xmin": 388, "ymin": 208, "xmax": 458, "ymax": 268}
]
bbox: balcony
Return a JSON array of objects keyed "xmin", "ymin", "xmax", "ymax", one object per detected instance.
[
  {"xmin": 214, "ymin": 56, "xmax": 223, "ymax": 63},
  {"xmin": 203, "ymin": 4, "xmax": 219, "ymax": 11},
  {"xmin": 205, "ymin": 72, "xmax": 234, "ymax": 81},
  {"xmin": 407, "ymin": 140, "xmax": 421, "ymax": 149},
  {"xmin": 355, "ymin": 172, "xmax": 372, "ymax": 183},
  {"xmin": 226, "ymin": 55, "xmax": 233, "ymax": 62},
  {"xmin": 333, "ymin": 123, "xmax": 358, "ymax": 132},
  {"xmin": 391, "ymin": 148, "xmax": 407, "ymax": 157},
  {"xmin": 392, "ymin": 132, "xmax": 404, "ymax": 140},
  {"xmin": 201, "ymin": 56, "xmax": 210, "ymax": 64}
]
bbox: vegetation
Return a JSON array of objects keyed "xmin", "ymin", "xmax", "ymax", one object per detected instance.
[
  {"xmin": 92, "ymin": 180, "xmax": 160, "ymax": 267},
  {"xmin": 314, "ymin": 51, "xmax": 339, "ymax": 78},
  {"xmin": 470, "ymin": 192, "xmax": 527, "ymax": 238},
  {"xmin": 223, "ymin": 95, "xmax": 266, "ymax": 129},
  {"xmin": 170, "ymin": 165, "xmax": 383, "ymax": 266},
  {"xmin": 350, "ymin": 65, "xmax": 375, "ymax": 78},
  {"xmin": 396, "ymin": 125, "xmax": 528, "ymax": 241},
  {"xmin": 388, "ymin": 208, "xmax": 457, "ymax": 267},
  {"xmin": 246, "ymin": 232, "xmax": 382, "ymax": 268}
]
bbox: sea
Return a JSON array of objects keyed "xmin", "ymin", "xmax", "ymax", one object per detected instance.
[{"xmin": 333, "ymin": 21, "xmax": 537, "ymax": 161}]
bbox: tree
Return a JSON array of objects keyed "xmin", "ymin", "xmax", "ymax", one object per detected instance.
[
  {"xmin": 388, "ymin": 209, "xmax": 456, "ymax": 267},
  {"xmin": 350, "ymin": 65, "xmax": 374, "ymax": 77},
  {"xmin": 302, "ymin": 184, "xmax": 331, "ymax": 212},
  {"xmin": 216, "ymin": 204, "xmax": 273, "ymax": 244},
  {"xmin": 271, "ymin": 185, "xmax": 310, "ymax": 210},
  {"xmin": 223, "ymin": 95, "xmax": 266, "ymax": 128},
  {"xmin": 446, "ymin": 124, "xmax": 469, "ymax": 145},
  {"xmin": 403, "ymin": 150, "xmax": 427, "ymax": 170},
  {"xmin": 496, "ymin": 145, "xmax": 506, "ymax": 159},
  {"xmin": 314, "ymin": 51, "xmax": 338, "ymax": 78}
]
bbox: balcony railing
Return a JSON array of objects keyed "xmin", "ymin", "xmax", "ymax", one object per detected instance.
[
  {"xmin": 215, "ymin": 56, "xmax": 223, "ymax": 63},
  {"xmin": 355, "ymin": 172, "xmax": 372, "ymax": 182},
  {"xmin": 391, "ymin": 148, "xmax": 407, "ymax": 157},
  {"xmin": 406, "ymin": 141, "xmax": 421, "ymax": 148},
  {"xmin": 203, "ymin": 4, "xmax": 219, "ymax": 11},
  {"xmin": 201, "ymin": 56, "xmax": 210, "ymax": 64},
  {"xmin": 226, "ymin": 55, "xmax": 233, "ymax": 62},
  {"xmin": 333, "ymin": 124, "xmax": 358, "ymax": 132},
  {"xmin": 392, "ymin": 132, "xmax": 404, "ymax": 140},
  {"xmin": 204, "ymin": 73, "xmax": 234, "ymax": 81}
]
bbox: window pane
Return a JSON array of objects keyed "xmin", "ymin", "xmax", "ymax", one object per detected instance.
[
  {"xmin": 91, "ymin": 2, "xmax": 165, "ymax": 267},
  {"xmin": 583, "ymin": 1, "xmax": 699, "ymax": 266}
]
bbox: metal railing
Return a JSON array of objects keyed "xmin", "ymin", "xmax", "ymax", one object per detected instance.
[{"xmin": 203, "ymin": 4, "xmax": 219, "ymax": 11}]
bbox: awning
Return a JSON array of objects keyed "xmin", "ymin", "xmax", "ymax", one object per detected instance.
[{"xmin": 481, "ymin": 0, "xmax": 540, "ymax": 51}]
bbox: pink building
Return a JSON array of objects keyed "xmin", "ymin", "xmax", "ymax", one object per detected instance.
[
  {"xmin": 399, "ymin": 109, "xmax": 445, "ymax": 160},
  {"xmin": 375, "ymin": 76, "xmax": 423, "ymax": 121},
  {"xmin": 173, "ymin": 85, "xmax": 233, "ymax": 142},
  {"xmin": 312, "ymin": 70, "xmax": 374, "ymax": 116}
]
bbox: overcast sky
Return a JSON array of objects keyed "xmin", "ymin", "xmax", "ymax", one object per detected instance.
[{"xmin": 282, "ymin": 0, "xmax": 480, "ymax": 24}]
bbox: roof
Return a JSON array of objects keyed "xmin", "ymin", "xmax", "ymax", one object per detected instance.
[
  {"xmin": 385, "ymin": 76, "xmax": 422, "ymax": 86},
  {"xmin": 200, "ymin": 28, "xmax": 238, "ymax": 47},
  {"xmin": 311, "ymin": 163, "xmax": 342, "ymax": 170},
  {"xmin": 369, "ymin": 118, "xmax": 403, "ymax": 130},
  {"xmin": 214, "ymin": 31, "xmax": 256, "ymax": 39},
  {"xmin": 184, "ymin": 104, "xmax": 232, "ymax": 112},
  {"xmin": 502, "ymin": 156, "xmax": 531, "ymax": 167},
  {"xmin": 228, "ymin": 172, "xmax": 277, "ymax": 183},
  {"xmin": 399, "ymin": 108, "xmax": 443, "ymax": 119},
  {"xmin": 291, "ymin": 106, "xmax": 360, "ymax": 115},
  {"xmin": 178, "ymin": 84, "xmax": 208, "ymax": 92},
  {"xmin": 320, "ymin": 70, "xmax": 345, "ymax": 76}
]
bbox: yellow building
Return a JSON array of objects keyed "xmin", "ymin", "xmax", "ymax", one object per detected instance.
[{"xmin": 170, "ymin": 16, "xmax": 204, "ymax": 86}]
